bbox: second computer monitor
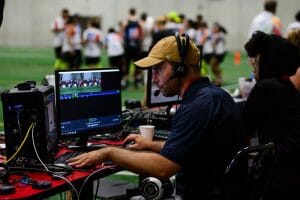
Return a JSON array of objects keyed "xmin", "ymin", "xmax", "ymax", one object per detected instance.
[{"xmin": 55, "ymin": 68, "xmax": 122, "ymax": 140}]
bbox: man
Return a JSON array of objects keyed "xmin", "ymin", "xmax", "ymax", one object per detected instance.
[
  {"xmin": 286, "ymin": 10, "xmax": 300, "ymax": 36},
  {"xmin": 248, "ymin": 0, "xmax": 281, "ymax": 38},
  {"xmin": 123, "ymin": 7, "xmax": 143, "ymax": 89},
  {"xmin": 50, "ymin": 8, "xmax": 69, "ymax": 69},
  {"xmin": 68, "ymin": 35, "xmax": 245, "ymax": 199}
]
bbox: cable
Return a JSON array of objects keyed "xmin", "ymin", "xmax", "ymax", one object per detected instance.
[
  {"xmin": 17, "ymin": 111, "xmax": 22, "ymax": 138},
  {"xmin": 31, "ymin": 124, "xmax": 49, "ymax": 171},
  {"xmin": 118, "ymin": 108, "xmax": 142, "ymax": 138},
  {"xmin": 31, "ymin": 123, "xmax": 79, "ymax": 200},
  {"xmin": 94, "ymin": 179, "xmax": 100, "ymax": 200},
  {"xmin": 4, "ymin": 123, "xmax": 33, "ymax": 164},
  {"xmin": 78, "ymin": 165, "xmax": 116, "ymax": 198}
]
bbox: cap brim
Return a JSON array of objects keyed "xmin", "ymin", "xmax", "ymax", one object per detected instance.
[{"xmin": 134, "ymin": 56, "xmax": 164, "ymax": 68}]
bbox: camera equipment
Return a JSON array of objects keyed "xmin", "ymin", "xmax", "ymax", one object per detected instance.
[
  {"xmin": 1, "ymin": 82, "xmax": 57, "ymax": 166},
  {"xmin": 124, "ymin": 99, "xmax": 142, "ymax": 109}
]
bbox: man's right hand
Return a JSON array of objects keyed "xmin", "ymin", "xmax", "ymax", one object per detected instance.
[{"xmin": 122, "ymin": 134, "xmax": 151, "ymax": 151}]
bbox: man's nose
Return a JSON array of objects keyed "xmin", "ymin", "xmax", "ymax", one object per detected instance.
[{"xmin": 152, "ymin": 74, "xmax": 158, "ymax": 84}]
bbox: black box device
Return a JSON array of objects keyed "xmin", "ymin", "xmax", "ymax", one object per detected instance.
[{"xmin": 1, "ymin": 82, "xmax": 57, "ymax": 166}]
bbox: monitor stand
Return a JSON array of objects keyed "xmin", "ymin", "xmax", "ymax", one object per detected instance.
[{"xmin": 66, "ymin": 135, "xmax": 107, "ymax": 151}]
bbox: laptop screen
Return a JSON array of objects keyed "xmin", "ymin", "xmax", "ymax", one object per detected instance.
[{"xmin": 55, "ymin": 68, "xmax": 122, "ymax": 139}]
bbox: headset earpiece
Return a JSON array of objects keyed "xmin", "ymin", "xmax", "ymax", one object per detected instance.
[
  {"xmin": 139, "ymin": 177, "xmax": 173, "ymax": 200},
  {"xmin": 174, "ymin": 33, "xmax": 190, "ymax": 77}
]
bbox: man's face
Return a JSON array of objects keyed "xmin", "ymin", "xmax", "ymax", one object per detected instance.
[
  {"xmin": 152, "ymin": 61, "xmax": 179, "ymax": 97},
  {"xmin": 62, "ymin": 11, "xmax": 69, "ymax": 20}
]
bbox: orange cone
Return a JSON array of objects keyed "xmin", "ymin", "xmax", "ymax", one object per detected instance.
[{"xmin": 234, "ymin": 51, "xmax": 241, "ymax": 65}]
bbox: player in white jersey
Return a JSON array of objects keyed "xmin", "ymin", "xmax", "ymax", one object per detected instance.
[
  {"xmin": 105, "ymin": 27, "xmax": 124, "ymax": 68},
  {"xmin": 82, "ymin": 18, "xmax": 102, "ymax": 68},
  {"xmin": 286, "ymin": 10, "xmax": 300, "ymax": 36},
  {"xmin": 50, "ymin": 9, "xmax": 69, "ymax": 69}
]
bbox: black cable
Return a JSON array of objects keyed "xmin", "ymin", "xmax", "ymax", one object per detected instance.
[
  {"xmin": 94, "ymin": 179, "xmax": 100, "ymax": 200},
  {"xmin": 31, "ymin": 124, "xmax": 79, "ymax": 200},
  {"xmin": 78, "ymin": 166, "xmax": 116, "ymax": 198}
]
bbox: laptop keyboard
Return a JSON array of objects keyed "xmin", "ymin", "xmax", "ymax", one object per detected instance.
[
  {"xmin": 54, "ymin": 151, "xmax": 85, "ymax": 164},
  {"xmin": 154, "ymin": 129, "xmax": 170, "ymax": 140}
]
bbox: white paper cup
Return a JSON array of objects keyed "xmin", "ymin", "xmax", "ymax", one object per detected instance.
[{"xmin": 139, "ymin": 125, "xmax": 155, "ymax": 140}]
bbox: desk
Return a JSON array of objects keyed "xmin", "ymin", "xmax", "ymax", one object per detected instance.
[{"xmin": 0, "ymin": 140, "xmax": 123, "ymax": 200}]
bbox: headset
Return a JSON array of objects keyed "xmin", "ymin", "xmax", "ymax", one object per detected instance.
[
  {"xmin": 126, "ymin": 176, "xmax": 173, "ymax": 200},
  {"xmin": 139, "ymin": 177, "xmax": 173, "ymax": 200},
  {"xmin": 153, "ymin": 33, "xmax": 191, "ymax": 97},
  {"xmin": 174, "ymin": 32, "xmax": 190, "ymax": 77}
]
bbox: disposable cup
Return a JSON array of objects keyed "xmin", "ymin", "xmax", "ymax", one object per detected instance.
[{"xmin": 139, "ymin": 125, "xmax": 155, "ymax": 140}]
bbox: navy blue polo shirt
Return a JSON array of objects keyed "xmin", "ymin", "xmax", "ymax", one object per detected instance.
[{"xmin": 160, "ymin": 77, "xmax": 245, "ymax": 199}]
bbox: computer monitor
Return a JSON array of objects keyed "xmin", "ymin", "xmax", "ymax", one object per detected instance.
[
  {"xmin": 55, "ymin": 68, "xmax": 122, "ymax": 146},
  {"xmin": 146, "ymin": 69, "xmax": 182, "ymax": 109}
]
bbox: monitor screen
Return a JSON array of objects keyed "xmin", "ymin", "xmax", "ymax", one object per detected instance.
[
  {"xmin": 146, "ymin": 69, "xmax": 182, "ymax": 108},
  {"xmin": 55, "ymin": 68, "xmax": 122, "ymax": 139}
]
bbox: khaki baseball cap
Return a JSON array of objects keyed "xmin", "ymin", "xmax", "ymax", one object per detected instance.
[{"xmin": 134, "ymin": 35, "xmax": 200, "ymax": 68}]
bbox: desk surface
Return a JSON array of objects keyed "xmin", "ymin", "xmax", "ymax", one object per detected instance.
[
  {"xmin": 3, "ymin": 167, "xmax": 120, "ymax": 200},
  {"xmin": 0, "ymin": 140, "xmax": 124, "ymax": 200}
]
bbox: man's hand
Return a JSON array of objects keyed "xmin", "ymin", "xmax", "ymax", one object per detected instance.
[
  {"xmin": 67, "ymin": 148, "xmax": 109, "ymax": 168},
  {"xmin": 123, "ymin": 134, "xmax": 151, "ymax": 150}
]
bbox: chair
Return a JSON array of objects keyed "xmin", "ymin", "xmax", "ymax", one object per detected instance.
[{"xmin": 224, "ymin": 142, "xmax": 274, "ymax": 200}]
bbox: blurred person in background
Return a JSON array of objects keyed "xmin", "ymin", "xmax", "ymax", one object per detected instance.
[
  {"xmin": 165, "ymin": 11, "xmax": 181, "ymax": 33},
  {"xmin": 248, "ymin": 0, "xmax": 281, "ymax": 38},
  {"xmin": 62, "ymin": 15, "xmax": 77, "ymax": 69},
  {"xmin": 82, "ymin": 17, "xmax": 102, "ymax": 68},
  {"xmin": 185, "ymin": 19, "xmax": 197, "ymax": 43},
  {"xmin": 286, "ymin": 10, "xmax": 300, "ymax": 36},
  {"xmin": 203, "ymin": 22, "xmax": 227, "ymax": 86},
  {"xmin": 50, "ymin": 8, "xmax": 69, "ymax": 69},
  {"xmin": 195, "ymin": 21, "xmax": 209, "ymax": 76},
  {"xmin": 139, "ymin": 12, "xmax": 154, "ymax": 58},
  {"xmin": 123, "ymin": 7, "xmax": 143, "ymax": 89},
  {"xmin": 73, "ymin": 14, "xmax": 83, "ymax": 68},
  {"xmin": 104, "ymin": 27, "xmax": 124, "ymax": 70}
]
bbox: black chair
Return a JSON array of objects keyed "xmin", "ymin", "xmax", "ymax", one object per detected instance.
[{"xmin": 224, "ymin": 142, "xmax": 274, "ymax": 200}]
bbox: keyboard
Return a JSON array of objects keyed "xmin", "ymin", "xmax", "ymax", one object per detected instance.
[
  {"xmin": 54, "ymin": 151, "xmax": 85, "ymax": 164},
  {"xmin": 153, "ymin": 129, "xmax": 170, "ymax": 140}
]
